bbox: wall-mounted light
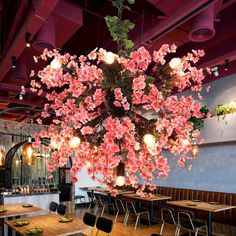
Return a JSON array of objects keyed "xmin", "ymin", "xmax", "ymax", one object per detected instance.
[
  {"xmin": 25, "ymin": 32, "xmax": 31, "ymax": 48},
  {"xmin": 12, "ymin": 56, "xmax": 17, "ymax": 69},
  {"xmin": 19, "ymin": 92, "xmax": 23, "ymax": 100},
  {"xmin": 211, "ymin": 66, "xmax": 219, "ymax": 77},
  {"xmin": 224, "ymin": 59, "xmax": 229, "ymax": 71}
]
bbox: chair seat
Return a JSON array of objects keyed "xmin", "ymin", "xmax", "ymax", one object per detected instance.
[
  {"xmin": 74, "ymin": 195, "xmax": 85, "ymax": 200},
  {"xmin": 181, "ymin": 219, "xmax": 206, "ymax": 229}
]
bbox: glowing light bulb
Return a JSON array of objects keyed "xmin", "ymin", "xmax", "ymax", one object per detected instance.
[
  {"xmin": 104, "ymin": 52, "xmax": 115, "ymax": 64},
  {"xmin": 191, "ymin": 145, "xmax": 199, "ymax": 158},
  {"xmin": 50, "ymin": 139, "xmax": 58, "ymax": 149},
  {"xmin": 86, "ymin": 161, "xmax": 91, "ymax": 167},
  {"xmin": 169, "ymin": 57, "xmax": 182, "ymax": 70},
  {"xmin": 50, "ymin": 58, "xmax": 61, "ymax": 69},
  {"xmin": 26, "ymin": 146, "xmax": 34, "ymax": 157},
  {"xmin": 115, "ymin": 176, "xmax": 125, "ymax": 186},
  {"xmin": 15, "ymin": 159, "xmax": 20, "ymax": 167},
  {"xmin": 143, "ymin": 134, "xmax": 156, "ymax": 148},
  {"xmin": 182, "ymin": 138, "xmax": 190, "ymax": 146},
  {"xmin": 69, "ymin": 136, "xmax": 81, "ymax": 149}
]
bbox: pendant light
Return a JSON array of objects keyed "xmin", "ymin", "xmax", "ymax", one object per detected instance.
[{"xmin": 22, "ymin": 137, "xmax": 36, "ymax": 166}]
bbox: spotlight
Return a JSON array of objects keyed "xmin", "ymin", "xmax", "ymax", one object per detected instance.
[
  {"xmin": 12, "ymin": 56, "xmax": 17, "ymax": 69},
  {"xmin": 19, "ymin": 92, "xmax": 23, "ymax": 100},
  {"xmin": 211, "ymin": 66, "xmax": 219, "ymax": 77},
  {"xmin": 224, "ymin": 60, "xmax": 229, "ymax": 71},
  {"xmin": 25, "ymin": 32, "xmax": 31, "ymax": 48}
]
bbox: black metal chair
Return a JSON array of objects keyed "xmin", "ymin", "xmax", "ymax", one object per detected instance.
[
  {"xmin": 49, "ymin": 201, "xmax": 58, "ymax": 213},
  {"xmin": 83, "ymin": 212, "xmax": 97, "ymax": 235},
  {"xmin": 94, "ymin": 193, "xmax": 115, "ymax": 216},
  {"xmin": 95, "ymin": 216, "xmax": 113, "ymax": 236},
  {"xmin": 87, "ymin": 191, "xmax": 96, "ymax": 212},
  {"xmin": 176, "ymin": 211, "xmax": 207, "ymax": 236},
  {"xmin": 114, "ymin": 198, "xmax": 128, "ymax": 224},
  {"xmin": 159, "ymin": 207, "xmax": 178, "ymax": 235},
  {"xmin": 57, "ymin": 203, "xmax": 67, "ymax": 216},
  {"xmin": 125, "ymin": 200, "xmax": 151, "ymax": 230}
]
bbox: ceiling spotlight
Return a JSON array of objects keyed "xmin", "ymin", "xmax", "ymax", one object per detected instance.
[
  {"xmin": 211, "ymin": 66, "xmax": 219, "ymax": 77},
  {"xmin": 12, "ymin": 56, "xmax": 17, "ymax": 69},
  {"xmin": 224, "ymin": 60, "xmax": 229, "ymax": 71},
  {"xmin": 19, "ymin": 92, "xmax": 23, "ymax": 100},
  {"xmin": 25, "ymin": 32, "xmax": 31, "ymax": 48}
]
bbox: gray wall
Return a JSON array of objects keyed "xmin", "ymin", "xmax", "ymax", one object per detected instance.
[{"xmin": 153, "ymin": 74, "xmax": 236, "ymax": 193}]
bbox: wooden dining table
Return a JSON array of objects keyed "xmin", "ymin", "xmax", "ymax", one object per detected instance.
[
  {"xmin": 122, "ymin": 193, "xmax": 172, "ymax": 224},
  {"xmin": 80, "ymin": 186, "xmax": 134, "ymax": 195},
  {"xmin": 167, "ymin": 200, "xmax": 236, "ymax": 236},
  {"xmin": 0, "ymin": 203, "xmax": 44, "ymax": 236},
  {"xmin": 6, "ymin": 213, "xmax": 89, "ymax": 236}
]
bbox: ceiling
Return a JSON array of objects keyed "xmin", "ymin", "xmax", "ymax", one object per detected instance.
[{"xmin": 0, "ymin": 0, "xmax": 236, "ymax": 123}]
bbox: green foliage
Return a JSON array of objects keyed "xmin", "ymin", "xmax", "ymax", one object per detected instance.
[
  {"xmin": 215, "ymin": 103, "xmax": 236, "ymax": 116},
  {"xmin": 188, "ymin": 106, "xmax": 209, "ymax": 130},
  {"xmin": 105, "ymin": 0, "xmax": 135, "ymax": 53}
]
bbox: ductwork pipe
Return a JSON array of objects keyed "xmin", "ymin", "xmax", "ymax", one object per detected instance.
[
  {"xmin": 188, "ymin": 4, "xmax": 216, "ymax": 42},
  {"xmin": 32, "ymin": 16, "xmax": 56, "ymax": 52}
]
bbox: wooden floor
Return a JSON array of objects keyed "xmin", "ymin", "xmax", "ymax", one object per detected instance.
[{"xmin": 74, "ymin": 206, "xmax": 179, "ymax": 236}]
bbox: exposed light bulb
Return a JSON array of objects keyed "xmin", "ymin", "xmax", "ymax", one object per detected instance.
[
  {"xmin": 182, "ymin": 138, "xmax": 190, "ymax": 146},
  {"xmin": 86, "ymin": 161, "xmax": 91, "ymax": 167},
  {"xmin": 169, "ymin": 57, "xmax": 182, "ymax": 70},
  {"xmin": 51, "ymin": 58, "xmax": 61, "ymax": 69},
  {"xmin": 143, "ymin": 134, "xmax": 156, "ymax": 148},
  {"xmin": 191, "ymin": 145, "xmax": 199, "ymax": 158},
  {"xmin": 15, "ymin": 159, "xmax": 20, "ymax": 167},
  {"xmin": 69, "ymin": 136, "xmax": 81, "ymax": 149},
  {"xmin": 25, "ymin": 32, "xmax": 31, "ymax": 48},
  {"xmin": 104, "ymin": 52, "xmax": 115, "ymax": 64},
  {"xmin": 19, "ymin": 93, "xmax": 23, "ymax": 100},
  {"xmin": 115, "ymin": 176, "xmax": 125, "ymax": 186}
]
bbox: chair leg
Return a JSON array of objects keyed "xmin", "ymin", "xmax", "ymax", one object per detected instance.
[
  {"xmin": 114, "ymin": 210, "xmax": 119, "ymax": 223},
  {"xmin": 134, "ymin": 215, "xmax": 140, "ymax": 230},
  {"xmin": 194, "ymin": 229, "xmax": 199, "ymax": 236},
  {"xmin": 112, "ymin": 204, "xmax": 116, "ymax": 215},
  {"xmin": 160, "ymin": 222, "xmax": 165, "ymax": 235},
  {"xmin": 101, "ymin": 206, "xmax": 105, "ymax": 216},
  {"xmin": 94, "ymin": 205, "xmax": 98, "ymax": 215},
  {"xmin": 123, "ymin": 212, "xmax": 128, "ymax": 225},
  {"xmin": 174, "ymin": 225, "xmax": 178, "ymax": 236},
  {"xmin": 176, "ymin": 226, "xmax": 181, "ymax": 236},
  {"xmin": 125, "ymin": 213, "xmax": 129, "ymax": 226},
  {"xmin": 95, "ymin": 229, "xmax": 99, "ymax": 236},
  {"xmin": 147, "ymin": 213, "xmax": 151, "ymax": 226}
]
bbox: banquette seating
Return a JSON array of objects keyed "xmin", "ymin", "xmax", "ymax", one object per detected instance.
[{"xmin": 154, "ymin": 186, "xmax": 236, "ymax": 226}]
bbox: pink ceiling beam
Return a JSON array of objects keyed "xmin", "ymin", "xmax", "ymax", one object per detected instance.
[
  {"xmin": 136, "ymin": 0, "xmax": 218, "ymax": 48},
  {"xmin": 0, "ymin": 96, "xmax": 42, "ymax": 107},
  {"xmin": 2, "ymin": 0, "xmax": 27, "ymax": 54},
  {"xmin": 0, "ymin": 0, "xmax": 60, "ymax": 81}
]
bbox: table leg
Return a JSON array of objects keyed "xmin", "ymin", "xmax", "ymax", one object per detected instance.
[
  {"xmin": 150, "ymin": 201, "xmax": 154, "ymax": 224},
  {"xmin": 207, "ymin": 212, "xmax": 212, "ymax": 236}
]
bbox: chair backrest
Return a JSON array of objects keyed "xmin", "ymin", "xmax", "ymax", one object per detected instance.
[
  {"xmin": 161, "ymin": 207, "xmax": 176, "ymax": 224},
  {"xmin": 115, "ymin": 199, "xmax": 126, "ymax": 212},
  {"xmin": 94, "ymin": 193, "xmax": 103, "ymax": 205},
  {"xmin": 49, "ymin": 201, "xmax": 58, "ymax": 213},
  {"xmin": 57, "ymin": 203, "xmax": 67, "ymax": 215},
  {"xmin": 177, "ymin": 211, "xmax": 195, "ymax": 230},
  {"xmin": 126, "ymin": 201, "xmax": 137, "ymax": 214},
  {"xmin": 96, "ymin": 216, "xmax": 113, "ymax": 233},
  {"xmin": 83, "ymin": 212, "xmax": 96, "ymax": 227}
]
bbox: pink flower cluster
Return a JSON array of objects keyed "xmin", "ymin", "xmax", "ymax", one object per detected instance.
[{"xmin": 28, "ymin": 44, "xmax": 209, "ymax": 196}]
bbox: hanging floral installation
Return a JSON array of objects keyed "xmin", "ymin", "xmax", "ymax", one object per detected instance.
[{"xmin": 27, "ymin": 0, "xmax": 210, "ymax": 195}]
